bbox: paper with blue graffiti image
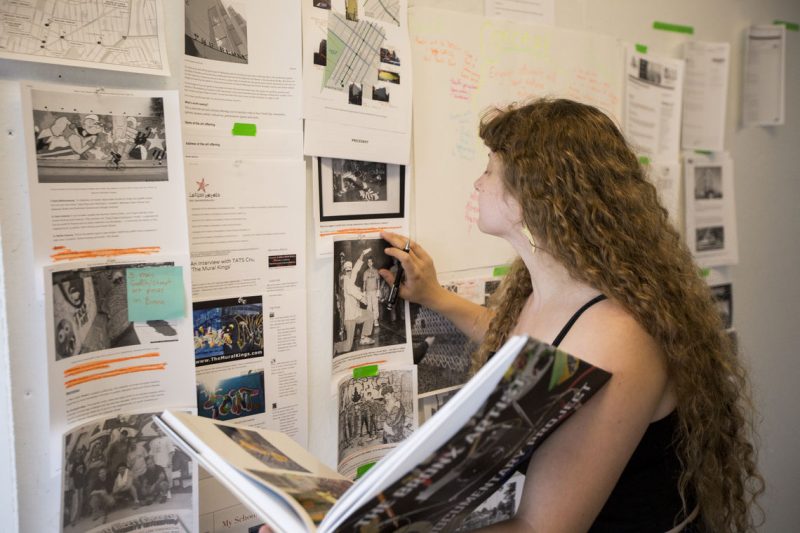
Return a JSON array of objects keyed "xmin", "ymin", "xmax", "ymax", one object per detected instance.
[
  {"xmin": 193, "ymin": 295, "xmax": 264, "ymax": 367},
  {"xmin": 197, "ymin": 370, "xmax": 266, "ymax": 423}
]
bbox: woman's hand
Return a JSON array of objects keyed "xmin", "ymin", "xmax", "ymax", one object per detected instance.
[{"xmin": 379, "ymin": 231, "xmax": 447, "ymax": 309}]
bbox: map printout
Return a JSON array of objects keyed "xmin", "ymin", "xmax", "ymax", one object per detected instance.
[{"xmin": 0, "ymin": 0, "xmax": 169, "ymax": 75}]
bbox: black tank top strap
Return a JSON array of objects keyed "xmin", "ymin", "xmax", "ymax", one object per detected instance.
[{"xmin": 551, "ymin": 294, "xmax": 607, "ymax": 347}]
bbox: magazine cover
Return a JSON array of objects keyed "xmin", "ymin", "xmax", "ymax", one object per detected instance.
[{"xmin": 335, "ymin": 338, "xmax": 611, "ymax": 531}]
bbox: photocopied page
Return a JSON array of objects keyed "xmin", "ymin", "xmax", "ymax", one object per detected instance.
[
  {"xmin": 302, "ymin": 0, "xmax": 412, "ymax": 164},
  {"xmin": 331, "ymin": 236, "xmax": 413, "ymax": 375},
  {"xmin": 335, "ymin": 364, "xmax": 418, "ymax": 480},
  {"xmin": 742, "ymin": 24, "xmax": 786, "ymax": 126},
  {"xmin": 684, "ymin": 152, "xmax": 739, "ymax": 267},
  {"xmin": 182, "ymin": 0, "xmax": 302, "ymax": 159},
  {"xmin": 642, "ymin": 158, "xmax": 682, "ymax": 233},
  {"xmin": 61, "ymin": 411, "xmax": 196, "ymax": 533},
  {"xmin": 681, "ymin": 41, "xmax": 730, "ymax": 152},
  {"xmin": 21, "ymin": 82, "xmax": 189, "ymax": 273},
  {"xmin": 45, "ymin": 256, "xmax": 196, "ymax": 472},
  {"xmin": 312, "ymin": 157, "xmax": 410, "ymax": 257},
  {"xmin": 0, "ymin": 0, "xmax": 170, "ymax": 75},
  {"xmin": 624, "ymin": 47, "xmax": 685, "ymax": 158}
]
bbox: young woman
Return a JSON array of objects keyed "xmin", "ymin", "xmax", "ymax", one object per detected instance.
[{"xmin": 377, "ymin": 99, "xmax": 764, "ymax": 532}]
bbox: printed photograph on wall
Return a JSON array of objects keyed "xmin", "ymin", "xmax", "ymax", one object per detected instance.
[
  {"xmin": 337, "ymin": 369, "xmax": 416, "ymax": 464},
  {"xmin": 332, "ymin": 238, "xmax": 407, "ymax": 357},
  {"xmin": 51, "ymin": 263, "xmax": 177, "ymax": 361},
  {"xmin": 710, "ymin": 283, "xmax": 733, "ymax": 329},
  {"xmin": 197, "ymin": 369, "xmax": 265, "ymax": 421},
  {"xmin": 62, "ymin": 412, "xmax": 193, "ymax": 533},
  {"xmin": 185, "ymin": 0, "xmax": 248, "ymax": 64},
  {"xmin": 696, "ymin": 226, "xmax": 725, "ymax": 252},
  {"xmin": 31, "ymin": 88, "xmax": 168, "ymax": 183},
  {"xmin": 318, "ymin": 158, "xmax": 405, "ymax": 221},
  {"xmin": 694, "ymin": 165, "xmax": 724, "ymax": 200},
  {"xmin": 193, "ymin": 295, "xmax": 264, "ymax": 366}
]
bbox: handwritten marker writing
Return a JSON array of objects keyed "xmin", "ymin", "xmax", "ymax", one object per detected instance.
[{"xmin": 386, "ymin": 240, "xmax": 410, "ymax": 311}]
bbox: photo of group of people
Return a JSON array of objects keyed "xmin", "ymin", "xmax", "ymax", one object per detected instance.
[
  {"xmin": 32, "ymin": 89, "xmax": 168, "ymax": 183},
  {"xmin": 332, "ymin": 238, "xmax": 407, "ymax": 357},
  {"xmin": 62, "ymin": 413, "xmax": 192, "ymax": 532},
  {"xmin": 318, "ymin": 158, "xmax": 405, "ymax": 222},
  {"xmin": 193, "ymin": 295, "xmax": 264, "ymax": 366},
  {"xmin": 337, "ymin": 370, "xmax": 415, "ymax": 463},
  {"xmin": 52, "ymin": 263, "xmax": 178, "ymax": 361}
]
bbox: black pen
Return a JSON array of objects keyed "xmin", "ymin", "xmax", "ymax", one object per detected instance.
[{"xmin": 386, "ymin": 240, "xmax": 410, "ymax": 310}]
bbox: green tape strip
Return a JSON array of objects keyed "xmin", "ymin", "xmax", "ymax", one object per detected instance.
[
  {"xmin": 653, "ymin": 21, "xmax": 694, "ymax": 35},
  {"xmin": 694, "ymin": 149, "xmax": 712, "ymax": 155},
  {"xmin": 492, "ymin": 265, "xmax": 510, "ymax": 277},
  {"xmin": 232, "ymin": 122, "xmax": 257, "ymax": 136},
  {"xmin": 356, "ymin": 462, "xmax": 376, "ymax": 478},
  {"xmin": 774, "ymin": 20, "xmax": 799, "ymax": 31},
  {"xmin": 638, "ymin": 156, "xmax": 651, "ymax": 165},
  {"xmin": 353, "ymin": 365, "xmax": 379, "ymax": 379},
  {"xmin": 635, "ymin": 43, "xmax": 648, "ymax": 54},
  {"xmin": 700, "ymin": 268, "xmax": 711, "ymax": 278}
]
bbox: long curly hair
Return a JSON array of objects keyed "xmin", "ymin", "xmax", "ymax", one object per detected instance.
[{"xmin": 473, "ymin": 98, "xmax": 764, "ymax": 531}]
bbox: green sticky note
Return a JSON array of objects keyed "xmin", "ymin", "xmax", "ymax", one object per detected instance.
[
  {"xmin": 635, "ymin": 43, "xmax": 648, "ymax": 54},
  {"xmin": 126, "ymin": 266, "xmax": 185, "ymax": 322},
  {"xmin": 356, "ymin": 462, "xmax": 376, "ymax": 478},
  {"xmin": 638, "ymin": 156, "xmax": 651, "ymax": 165},
  {"xmin": 353, "ymin": 365, "xmax": 379, "ymax": 379},
  {"xmin": 232, "ymin": 123, "xmax": 256, "ymax": 136},
  {"xmin": 700, "ymin": 268, "xmax": 711, "ymax": 278},
  {"xmin": 493, "ymin": 265, "xmax": 510, "ymax": 277},
  {"xmin": 774, "ymin": 20, "xmax": 799, "ymax": 31},
  {"xmin": 653, "ymin": 21, "xmax": 694, "ymax": 35}
]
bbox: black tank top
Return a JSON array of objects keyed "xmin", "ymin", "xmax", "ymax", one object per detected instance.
[{"xmin": 504, "ymin": 294, "xmax": 694, "ymax": 531}]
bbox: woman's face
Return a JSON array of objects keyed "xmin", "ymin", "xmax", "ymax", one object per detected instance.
[{"xmin": 473, "ymin": 152, "xmax": 522, "ymax": 238}]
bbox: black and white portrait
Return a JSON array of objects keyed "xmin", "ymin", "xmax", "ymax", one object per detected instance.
[
  {"xmin": 185, "ymin": 0, "xmax": 248, "ymax": 64},
  {"xmin": 694, "ymin": 165, "xmax": 723, "ymax": 199},
  {"xmin": 332, "ymin": 238, "xmax": 407, "ymax": 357},
  {"xmin": 32, "ymin": 89, "xmax": 168, "ymax": 183},
  {"xmin": 51, "ymin": 263, "xmax": 178, "ymax": 361},
  {"xmin": 337, "ymin": 369, "xmax": 416, "ymax": 464},
  {"xmin": 62, "ymin": 413, "xmax": 193, "ymax": 532},
  {"xmin": 318, "ymin": 158, "xmax": 405, "ymax": 221},
  {"xmin": 696, "ymin": 226, "xmax": 725, "ymax": 252}
]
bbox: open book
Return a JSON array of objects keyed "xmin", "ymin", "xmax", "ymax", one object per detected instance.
[{"xmin": 156, "ymin": 335, "xmax": 611, "ymax": 532}]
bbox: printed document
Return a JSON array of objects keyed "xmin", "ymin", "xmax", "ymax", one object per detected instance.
[
  {"xmin": 742, "ymin": 25, "xmax": 786, "ymax": 126},
  {"xmin": 682, "ymin": 41, "xmax": 730, "ymax": 151},
  {"xmin": 624, "ymin": 47, "xmax": 685, "ymax": 158},
  {"xmin": 0, "ymin": 0, "xmax": 169, "ymax": 75}
]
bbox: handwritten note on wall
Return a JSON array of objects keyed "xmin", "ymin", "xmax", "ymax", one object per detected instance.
[{"xmin": 126, "ymin": 266, "xmax": 186, "ymax": 322}]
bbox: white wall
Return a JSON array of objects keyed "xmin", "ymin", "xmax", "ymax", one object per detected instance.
[{"xmin": 1, "ymin": 1, "xmax": 798, "ymax": 531}]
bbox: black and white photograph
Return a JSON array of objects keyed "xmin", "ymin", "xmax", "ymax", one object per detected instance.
[
  {"xmin": 62, "ymin": 413, "xmax": 193, "ymax": 532},
  {"xmin": 694, "ymin": 165, "xmax": 724, "ymax": 199},
  {"xmin": 372, "ymin": 85, "xmax": 390, "ymax": 102},
  {"xmin": 51, "ymin": 263, "xmax": 178, "ymax": 361},
  {"xmin": 348, "ymin": 82, "xmax": 363, "ymax": 105},
  {"xmin": 710, "ymin": 283, "xmax": 733, "ymax": 329},
  {"xmin": 418, "ymin": 388, "xmax": 460, "ymax": 426},
  {"xmin": 318, "ymin": 158, "xmax": 405, "ymax": 221},
  {"xmin": 696, "ymin": 226, "xmax": 725, "ymax": 252},
  {"xmin": 455, "ymin": 474, "xmax": 524, "ymax": 531},
  {"xmin": 185, "ymin": 0, "xmax": 248, "ymax": 64},
  {"xmin": 313, "ymin": 39, "xmax": 327, "ymax": 66},
  {"xmin": 411, "ymin": 302, "xmax": 476, "ymax": 394},
  {"xmin": 332, "ymin": 238, "xmax": 407, "ymax": 357},
  {"xmin": 216, "ymin": 424, "xmax": 309, "ymax": 473},
  {"xmin": 337, "ymin": 369, "xmax": 416, "ymax": 463},
  {"xmin": 32, "ymin": 88, "xmax": 168, "ymax": 183},
  {"xmin": 378, "ymin": 69, "xmax": 401, "ymax": 84},
  {"xmin": 380, "ymin": 47, "xmax": 401, "ymax": 66}
]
